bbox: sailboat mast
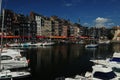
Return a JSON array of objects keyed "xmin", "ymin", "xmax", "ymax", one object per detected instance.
[
  {"xmin": 0, "ymin": 0, "xmax": 3, "ymax": 71},
  {"xmin": 1, "ymin": 9, "xmax": 4, "ymax": 51}
]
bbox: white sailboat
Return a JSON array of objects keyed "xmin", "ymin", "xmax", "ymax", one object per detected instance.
[
  {"xmin": 42, "ymin": 34, "xmax": 55, "ymax": 46},
  {"xmin": 0, "ymin": 1, "xmax": 31, "ymax": 79},
  {"xmin": 85, "ymin": 37, "xmax": 98, "ymax": 48},
  {"xmin": 42, "ymin": 40, "xmax": 55, "ymax": 46},
  {"xmin": 85, "ymin": 43, "xmax": 98, "ymax": 48},
  {"xmin": 98, "ymin": 29, "xmax": 110, "ymax": 45},
  {"xmin": 98, "ymin": 39, "xmax": 110, "ymax": 44},
  {"xmin": 85, "ymin": 29, "xmax": 98, "ymax": 48}
]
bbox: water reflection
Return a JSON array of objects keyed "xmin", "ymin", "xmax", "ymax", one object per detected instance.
[
  {"xmin": 28, "ymin": 44, "xmax": 93, "ymax": 80},
  {"xmin": 21, "ymin": 43, "xmax": 116, "ymax": 80}
]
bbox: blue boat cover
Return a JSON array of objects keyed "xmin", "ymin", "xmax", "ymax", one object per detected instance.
[
  {"xmin": 93, "ymin": 71, "xmax": 116, "ymax": 79},
  {"xmin": 110, "ymin": 58, "xmax": 120, "ymax": 62}
]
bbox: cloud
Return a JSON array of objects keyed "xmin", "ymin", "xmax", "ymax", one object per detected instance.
[
  {"xmin": 65, "ymin": 3, "xmax": 73, "ymax": 7},
  {"xmin": 94, "ymin": 17, "xmax": 110, "ymax": 27},
  {"xmin": 62, "ymin": 0, "xmax": 73, "ymax": 7},
  {"xmin": 107, "ymin": 23, "xmax": 114, "ymax": 27},
  {"xmin": 95, "ymin": 17, "xmax": 109, "ymax": 23},
  {"xmin": 62, "ymin": 0, "xmax": 82, "ymax": 7},
  {"xmin": 83, "ymin": 23, "xmax": 89, "ymax": 26}
]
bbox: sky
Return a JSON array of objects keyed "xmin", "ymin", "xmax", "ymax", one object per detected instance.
[{"xmin": 1, "ymin": 0, "xmax": 120, "ymax": 28}]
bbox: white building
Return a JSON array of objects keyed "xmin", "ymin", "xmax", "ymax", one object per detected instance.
[{"xmin": 35, "ymin": 16, "xmax": 42, "ymax": 36}]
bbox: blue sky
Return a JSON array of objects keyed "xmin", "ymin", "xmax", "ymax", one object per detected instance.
[{"xmin": 1, "ymin": 0, "xmax": 120, "ymax": 27}]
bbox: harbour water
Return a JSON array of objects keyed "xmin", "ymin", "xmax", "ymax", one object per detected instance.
[{"xmin": 19, "ymin": 43, "xmax": 119, "ymax": 80}]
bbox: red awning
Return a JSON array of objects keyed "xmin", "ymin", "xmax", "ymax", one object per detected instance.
[
  {"xmin": 79, "ymin": 36, "xmax": 89, "ymax": 39},
  {"xmin": 20, "ymin": 36, "xmax": 32, "ymax": 38},
  {"xmin": 49, "ymin": 36, "xmax": 67, "ymax": 39},
  {"xmin": 0, "ymin": 36, "xmax": 20, "ymax": 38},
  {"xmin": 68, "ymin": 36, "xmax": 75, "ymax": 38},
  {"xmin": 36, "ymin": 36, "xmax": 46, "ymax": 38}
]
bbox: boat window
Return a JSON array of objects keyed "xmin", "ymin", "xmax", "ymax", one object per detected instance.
[
  {"xmin": 1, "ymin": 55, "xmax": 12, "ymax": 60},
  {"xmin": 112, "ymin": 67, "xmax": 120, "ymax": 72},
  {"xmin": 14, "ymin": 56, "xmax": 21, "ymax": 61}
]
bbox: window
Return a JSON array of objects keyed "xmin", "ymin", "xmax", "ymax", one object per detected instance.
[
  {"xmin": 14, "ymin": 56, "xmax": 21, "ymax": 61},
  {"xmin": 1, "ymin": 55, "xmax": 12, "ymax": 60}
]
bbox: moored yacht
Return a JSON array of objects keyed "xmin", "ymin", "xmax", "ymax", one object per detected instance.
[
  {"xmin": 85, "ymin": 64, "xmax": 119, "ymax": 80},
  {"xmin": 30, "ymin": 42, "xmax": 43, "ymax": 47},
  {"xmin": 98, "ymin": 39, "xmax": 110, "ymax": 45},
  {"xmin": 42, "ymin": 41, "xmax": 55, "ymax": 46},
  {"xmin": 6, "ymin": 43, "xmax": 22, "ymax": 47},
  {"xmin": 65, "ymin": 75, "xmax": 88, "ymax": 80},
  {"xmin": 0, "ymin": 69, "xmax": 31, "ymax": 80},
  {"xmin": 1, "ymin": 49, "xmax": 29, "ymax": 69},
  {"xmin": 85, "ymin": 44, "xmax": 98, "ymax": 48},
  {"xmin": 90, "ymin": 52, "xmax": 120, "ymax": 65},
  {"xmin": 90, "ymin": 52, "xmax": 120, "ymax": 77}
]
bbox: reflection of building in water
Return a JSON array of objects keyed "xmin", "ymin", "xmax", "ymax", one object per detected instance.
[
  {"xmin": 36, "ymin": 45, "xmax": 84, "ymax": 67},
  {"xmin": 113, "ymin": 44, "xmax": 120, "ymax": 52},
  {"xmin": 36, "ymin": 48, "xmax": 41, "ymax": 70},
  {"xmin": 36, "ymin": 47, "xmax": 52, "ymax": 70}
]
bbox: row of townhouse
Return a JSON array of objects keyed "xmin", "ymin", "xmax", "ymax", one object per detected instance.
[
  {"xmin": 30, "ymin": 12, "xmax": 84, "ymax": 38},
  {"xmin": 0, "ymin": 9, "xmax": 84, "ymax": 40},
  {"xmin": 0, "ymin": 9, "xmax": 118, "ymax": 41}
]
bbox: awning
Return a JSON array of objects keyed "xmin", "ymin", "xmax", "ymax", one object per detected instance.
[
  {"xmin": 36, "ymin": 36, "xmax": 46, "ymax": 38},
  {"xmin": 0, "ymin": 36, "xmax": 20, "ymax": 38},
  {"xmin": 79, "ymin": 36, "xmax": 89, "ymax": 39},
  {"xmin": 49, "ymin": 36, "xmax": 67, "ymax": 39},
  {"xmin": 20, "ymin": 36, "xmax": 32, "ymax": 38},
  {"xmin": 68, "ymin": 36, "xmax": 75, "ymax": 38}
]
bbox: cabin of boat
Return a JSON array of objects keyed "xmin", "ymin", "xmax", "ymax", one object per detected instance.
[{"xmin": 1, "ymin": 49, "xmax": 29, "ymax": 69}]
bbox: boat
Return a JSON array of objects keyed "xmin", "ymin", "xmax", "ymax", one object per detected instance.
[
  {"xmin": 65, "ymin": 75, "xmax": 88, "ymax": 80},
  {"xmin": 98, "ymin": 39, "xmax": 110, "ymax": 45},
  {"xmin": 42, "ymin": 41, "xmax": 55, "ymax": 46},
  {"xmin": 30, "ymin": 42, "xmax": 43, "ymax": 47},
  {"xmin": 90, "ymin": 52, "xmax": 120, "ymax": 77},
  {"xmin": 85, "ymin": 29, "xmax": 98, "ymax": 48},
  {"xmin": 0, "ymin": 3, "xmax": 31, "ymax": 79},
  {"xmin": 21, "ymin": 42, "xmax": 32, "ymax": 47},
  {"xmin": 42, "ymin": 39, "xmax": 55, "ymax": 46},
  {"xmin": 90, "ymin": 52, "xmax": 120, "ymax": 65},
  {"xmin": 85, "ymin": 64, "xmax": 119, "ymax": 80},
  {"xmin": 85, "ymin": 43, "xmax": 98, "ymax": 48},
  {"xmin": 0, "ymin": 70, "xmax": 31, "ymax": 80},
  {"xmin": 6, "ymin": 42, "xmax": 22, "ymax": 47},
  {"xmin": 7, "ymin": 42, "xmax": 32, "ymax": 47},
  {"xmin": 1, "ymin": 49, "xmax": 29, "ymax": 69},
  {"xmin": 104, "ymin": 52, "xmax": 120, "ymax": 77}
]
